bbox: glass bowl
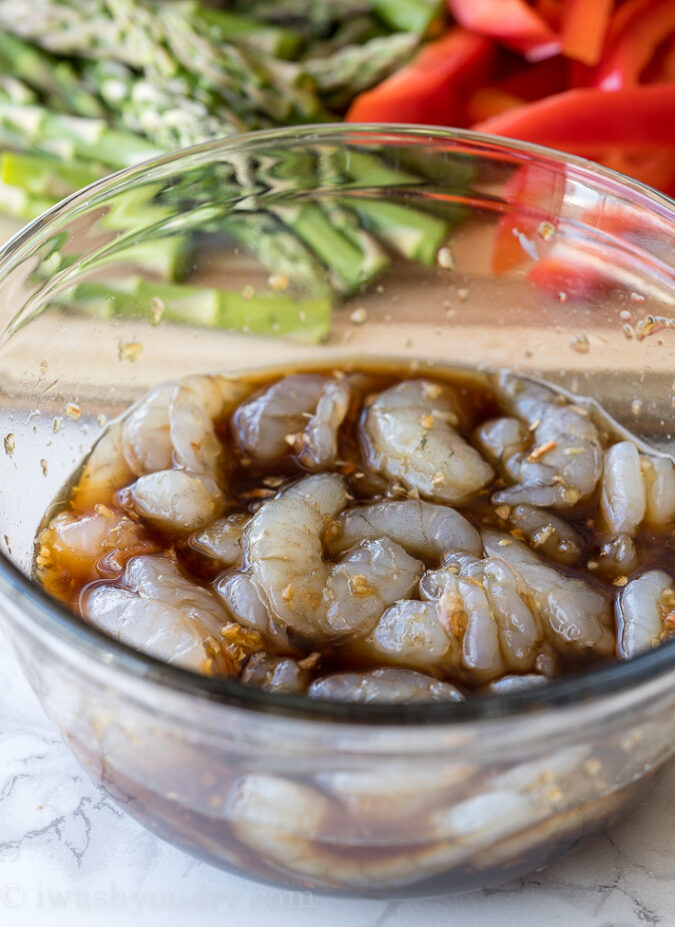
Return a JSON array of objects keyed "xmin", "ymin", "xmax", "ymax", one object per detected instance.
[{"xmin": 0, "ymin": 126, "xmax": 673, "ymax": 897}]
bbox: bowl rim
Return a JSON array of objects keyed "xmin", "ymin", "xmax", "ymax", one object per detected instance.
[{"xmin": 0, "ymin": 122, "xmax": 673, "ymax": 727}]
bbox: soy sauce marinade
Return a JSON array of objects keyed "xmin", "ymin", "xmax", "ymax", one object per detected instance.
[{"xmin": 35, "ymin": 361, "xmax": 675, "ymax": 701}]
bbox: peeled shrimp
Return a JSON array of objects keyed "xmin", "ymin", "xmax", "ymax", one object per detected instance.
[
  {"xmin": 308, "ymin": 667, "xmax": 464, "ymax": 703},
  {"xmin": 361, "ymin": 379, "xmax": 493, "ymax": 504},
  {"xmin": 486, "ymin": 674, "xmax": 548, "ymax": 694},
  {"xmin": 502, "ymin": 504, "xmax": 584, "ymax": 565},
  {"xmin": 121, "ymin": 383, "xmax": 175, "ymax": 476},
  {"xmin": 232, "ymin": 373, "xmax": 350, "ymax": 468},
  {"xmin": 36, "ymin": 506, "xmax": 156, "ymax": 586},
  {"xmin": 243, "ymin": 473, "xmax": 347, "ymax": 638},
  {"xmin": 240, "ymin": 652, "xmax": 310, "ymax": 695},
  {"xmin": 238, "ymin": 474, "xmax": 422, "ymax": 646},
  {"xmin": 618, "ymin": 570, "xmax": 675, "ymax": 658},
  {"xmin": 360, "ymin": 552, "xmax": 543, "ymax": 683},
  {"xmin": 169, "ymin": 374, "xmax": 248, "ymax": 481},
  {"xmin": 124, "ymin": 469, "xmax": 224, "ymax": 534},
  {"xmin": 216, "ymin": 572, "xmax": 271, "ymax": 636},
  {"xmin": 431, "ymin": 746, "xmax": 590, "ymax": 852},
  {"xmin": 642, "ymin": 454, "xmax": 675, "ymax": 525},
  {"xmin": 189, "ymin": 513, "xmax": 249, "ymax": 566},
  {"xmin": 482, "ymin": 373, "xmax": 603, "ymax": 509},
  {"xmin": 83, "ymin": 555, "xmax": 231, "ymax": 673},
  {"xmin": 325, "ymin": 499, "xmax": 481, "ymax": 562},
  {"xmin": 119, "ymin": 374, "xmax": 248, "ymax": 532},
  {"xmin": 71, "ymin": 421, "xmax": 135, "ymax": 511},
  {"xmin": 482, "ymin": 530, "xmax": 614, "ymax": 656},
  {"xmin": 600, "ymin": 442, "xmax": 675, "ymax": 536}
]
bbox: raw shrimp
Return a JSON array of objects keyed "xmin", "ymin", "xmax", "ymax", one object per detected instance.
[
  {"xmin": 431, "ymin": 746, "xmax": 590, "ymax": 852},
  {"xmin": 169, "ymin": 374, "xmax": 248, "ymax": 481},
  {"xmin": 323, "ymin": 537, "xmax": 423, "ymax": 637},
  {"xmin": 232, "ymin": 373, "xmax": 350, "ymax": 468},
  {"xmin": 123, "ymin": 469, "xmax": 224, "ymax": 534},
  {"xmin": 360, "ymin": 552, "xmax": 543, "ymax": 683},
  {"xmin": 486, "ymin": 674, "xmax": 548, "ymax": 694},
  {"xmin": 240, "ymin": 652, "xmax": 311, "ymax": 694},
  {"xmin": 121, "ymin": 383, "xmax": 175, "ymax": 476},
  {"xmin": 618, "ymin": 570, "xmax": 675, "ymax": 658},
  {"xmin": 600, "ymin": 442, "xmax": 675, "ymax": 535},
  {"xmin": 308, "ymin": 667, "xmax": 464, "ymax": 703},
  {"xmin": 216, "ymin": 572, "xmax": 271, "ymax": 638},
  {"xmin": 325, "ymin": 499, "xmax": 481, "ymax": 562},
  {"xmin": 188, "ymin": 513, "xmax": 249, "ymax": 566},
  {"xmin": 83, "ymin": 555, "xmax": 232, "ymax": 674},
  {"xmin": 600, "ymin": 442, "xmax": 646, "ymax": 536},
  {"xmin": 501, "ymin": 504, "xmax": 584, "ymax": 565},
  {"xmin": 482, "ymin": 530, "xmax": 614, "ymax": 656},
  {"xmin": 482, "ymin": 373, "xmax": 603, "ymax": 509},
  {"xmin": 119, "ymin": 374, "xmax": 248, "ymax": 533},
  {"xmin": 226, "ymin": 772, "xmax": 468, "ymax": 890},
  {"xmin": 242, "ymin": 473, "xmax": 347, "ymax": 638},
  {"xmin": 35, "ymin": 506, "xmax": 157, "ymax": 588},
  {"xmin": 319, "ymin": 760, "xmax": 471, "ymax": 829},
  {"xmin": 71, "ymin": 421, "xmax": 135, "ymax": 511},
  {"xmin": 361, "ymin": 379, "xmax": 494, "ymax": 504},
  {"xmin": 642, "ymin": 454, "xmax": 675, "ymax": 525},
  {"xmin": 239, "ymin": 473, "xmax": 422, "ymax": 646}
]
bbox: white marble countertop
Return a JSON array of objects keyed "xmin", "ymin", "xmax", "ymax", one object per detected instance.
[{"xmin": 1, "ymin": 628, "xmax": 674, "ymax": 927}]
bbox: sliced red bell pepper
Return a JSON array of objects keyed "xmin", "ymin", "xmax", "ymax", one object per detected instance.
[
  {"xmin": 473, "ymin": 84, "xmax": 675, "ymax": 152},
  {"xmin": 447, "ymin": 0, "xmax": 561, "ymax": 61},
  {"xmin": 561, "ymin": 0, "xmax": 614, "ymax": 66},
  {"xmin": 466, "ymin": 87, "xmax": 523, "ymax": 123},
  {"xmin": 492, "ymin": 160, "xmax": 566, "ymax": 274},
  {"xmin": 592, "ymin": 0, "xmax": 675, "ymax": 88},
  {"xmin": 527, "ymin": 254, "xmax": 613, "ymax": 299},
  {"xmin": 497, "ymin": 55, "xmax": 568, "ymax": 101},
  {"xmin": 346, "ymin": 28, "xmax": 495, "ymax": 126},
  {"xmin": 535, "ymin": 0, "xmax": 563, "ymax": 32}
]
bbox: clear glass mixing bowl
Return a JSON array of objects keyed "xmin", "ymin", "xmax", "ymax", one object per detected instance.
[{"xmin": 0, "ymin": 126, "xmax": 673, "ymax": 897}]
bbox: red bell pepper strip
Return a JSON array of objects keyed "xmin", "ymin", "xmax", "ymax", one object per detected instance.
[
  {"xmin": 535, "ymin": 0, "xmax": 563, "ymax": 32},
  {"xmin": 346, "ymin": 28, "xmax": 494, "ymax": 126},
  {"xmin": 497, "ymin": 55, "xmax": 568, "ymax": 101},
  {"xmin": 492, "ymin": 160, "xmax": 566, "ymax": 274},
  {"xmin": 592, "ymin": 0, "xmax": 675, "ymax": 88},
  {"xmin": 447, "ymin": 0, "xmax": 561, "ymax": 61},
  {"xmin": 466, "ymin": 87, "xmax": 522, "ymax": 123},
  {"xmin": 527, "ymin": 254, "xmax": 613, "ymax": 299},
  {"xmin": 561, "ymin": 0, "xmax": 614, "ymax": 66},
  {"xmin": 473, "ymin": 84, "xmax": 675, "ymax": 153}
]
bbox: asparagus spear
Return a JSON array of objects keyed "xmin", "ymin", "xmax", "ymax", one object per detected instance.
[
  {"xmin": 195, "ymin": 5, "xmax": 301, "ymax": 59},
  {"xmin": 372, "ymin": 0, "xmax": 444, "ymax": 33},
  {"xmin": 303, "ymin": 33, "xmax": 417, "ymax": 108},
  {"xmin": 60, "ymin": 277, "xmax": 332, "ymax": 343},
  {"xmin": 0, "ymin": 151, "xmax": 103, "ymax": 199},
  {"xmin": 0, "ymin": 95, "xmax": 162, "ymax": 168},
  {"xmin": 273, "ymin": 202, "xmax": 390, "ymax": 295},
  {"xmin": 0, "ymin": 0, "xmax": 324, "ymax": 124},
  {"xmin": 0, "ymin": 33, "xmax": 105, "ymax": 118}
]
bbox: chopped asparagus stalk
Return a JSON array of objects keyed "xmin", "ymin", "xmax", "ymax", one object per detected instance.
[
  {"xmin": 196, "ymin": 5, "xmax": 301, "ymax": 59},
  {"xmin": 347, "ymin": 199, "xmax": 449, "ymax": 264},
  {"xmin": 0, "ymin": 32, "xmax": 105, "ymax": 117},
  {"xmin": 222, "ymin": 213, "xmax": 330, "ymax": 296},
  {"xmin": 303, "ymin": 33, "xmax": 417, "ymax": 106},
  {"xmin": 0, "ymin": 99, "xmax": 162, "ymax": 168},
  {"xmin": 372, "ymin": 0, "xmax": 444, "ymax": 34},
  {"xmin": 275, "ymin": 202, "xmax": 389, "ymax": 295},
  {"xmin": 0, "ymin": 181, "xmax": 54, "ymax": 220},
  {"xmin": 0, "ymin": 151, "xmax": 103, "ymax": 199},
  {"xmin": 60, "ymin": 277, "xmax": 331, "ymax": 343}
]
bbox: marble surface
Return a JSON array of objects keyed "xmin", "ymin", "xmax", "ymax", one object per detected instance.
[{"xmin": 1, "ymin": 628, "xmax": 674, "ymax": 927}]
